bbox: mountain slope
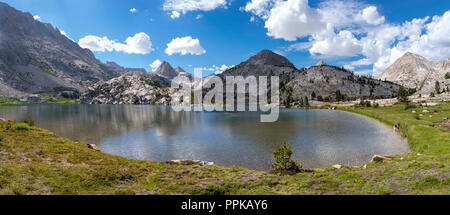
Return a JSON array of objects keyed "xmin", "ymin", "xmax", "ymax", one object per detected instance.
[
  {"xmin": 0, "ymin": 2, "xmax": 140, "ymax": 96},
  {"xmin": 283, "ymin": 64, "xmax": 399, "ymax": 102},
  {"xmin": 215, "ymin": 50, "xmax": 399, "ymax": 103},
  {"xmin": 377, "ymin": 52, "xmax": 450, "ymax": 94},
  {"xmin": 81, "ymin": 50, "xmax": 400, "ymax": 105},
  {"xmin": 81, "ymin": 62, "xmax": 192, "ymax": 104}
]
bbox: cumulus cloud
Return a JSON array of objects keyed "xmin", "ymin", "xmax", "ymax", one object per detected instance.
[
  {"xmin": 33, "ymin": 15, "xmax": 41, "ymax": 20},
  {"xmin": 195, "ymin": 64, "xmax": 234, "ymax": 75},
  {"xmin": 129, "ymin": 8, "xmax": 137, "ymax": 13},
  {"xmin": 150, "ymin": 60, "xmax": 163, "ymax": 71},
  {"xmin": 244, "ymin": 0, "xmax": 450, "ymax": 75},
  {"xmin": 265, "ymin": 0, "xmax": 324, "ymax": 41},
  {"xmin": 357, "ymin": 6, "xmax": 385, "ymax": 25},
  {"xmin": 164, "ymin": 0, "xmax": 227, "ymax": 18},
  {"xmin": 363, "ymin": 12, "xmax": 450, "ymax": 74},
  {"xmin": 170, "ymin": 11, "xmax": 181, "ymax": 19},
  {"xmin": 242, "ymin": 0, "xmax": 280, "ymax": 19},
  {"xmin": 165, "ymin": 36, "xmax": 206, "ymax": 56},
  {"xmin": 309, "ymin": 29, "xmax": 362, "ymax": 57},
  {"xmin": 79, "ymin": 32, "xmax": 153, "ymax": 54}
]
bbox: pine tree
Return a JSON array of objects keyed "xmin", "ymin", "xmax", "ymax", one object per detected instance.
[
  {"xmin": 271, "ymin": 140, "xmax": 302, "ymax": 172},
  {"xmin": 397, "ymin": 86, "xmax": 408, "ymax": 103},
  {"xmin": 335, "ymin": 90, "xmax": 342, "ymax": 101},
  {"xmin": 304, "ymin": 96, "xmax": 309, "ymax": 106},
  {"xmin": 435, "ymin": 81, "xmax": 440, "ymax": 94}
]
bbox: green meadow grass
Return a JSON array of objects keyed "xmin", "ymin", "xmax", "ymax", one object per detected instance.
[
  {"xmin": 0, "ymin": 97, "xmax": 76, "ymax": 106},
  {"xmin": 0, "ymin": 102, "xmax": 448, "ymax": 195}
]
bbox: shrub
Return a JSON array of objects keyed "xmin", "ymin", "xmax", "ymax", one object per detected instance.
[
  {"xmin": 446, "ymin": 72, "xmax": 450, "ymax": 79},
  {"xmin": 22, "ymin": 117, "xmax": 34, "ymax": 126},
  {"xmin": 271, "ymin": 140, "xmax": 302, "ymax": 173},
  {"xmin": 405, "ymin": 104, "xmax": 417, "ymax": 110},
  {"xmin": 359, "ymin": 100, "xmax": 371, "ymax": 107},
  {"xmin": 0, "ymin": 135, "xmax": 3, "ymax": 142},
  {"xmin": 414, "ymin": 112, "xmax": 420, "ymax": 120},
  {"xmin": 13, "ymin": 123, "xmax": 30, "ymax": 131}
]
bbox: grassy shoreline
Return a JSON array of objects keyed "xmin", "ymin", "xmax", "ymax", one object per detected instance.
[
  {"xmin": 0, "ymin": 96, "xmax": 77, "ymax": 106},
  {"xmin": 0, "ymin": 102, "xmax": 448, "ymax": 195}
]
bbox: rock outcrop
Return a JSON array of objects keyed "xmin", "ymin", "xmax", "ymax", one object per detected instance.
[
  {"xmin": 81, "ymin": 50, "xmax": 401, "ymax": 106},
  {"xmin": 81, "ymin": 74, "xmax": 173, "ymax": 105},
  {"xmin": 377, "ymin": 52, "xmax": 450, "ymax": 94},
  {"xmin": 282, "ymin": 64, "xmax": 399, "ymax": 103},
  {"xmin": 212, "ymin": 50, "xmax": 400, "ymax": 104},
  {"xmin": 80, "ymin": 61, "xmax": 193, "ymax": 105}
]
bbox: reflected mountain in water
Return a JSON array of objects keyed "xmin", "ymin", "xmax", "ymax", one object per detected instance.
[
  {"xmin": 0, "ymin": 104, "xmax": 195, "ymax": 143},
  {"xmin": 0, "ymin": 104, "xmax": 409, "ymax": 170}
]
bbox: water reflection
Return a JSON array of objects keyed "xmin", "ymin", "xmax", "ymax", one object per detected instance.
[{"xmin": 0, "ymin": 104, "xmax": 409, "ymax": 170}]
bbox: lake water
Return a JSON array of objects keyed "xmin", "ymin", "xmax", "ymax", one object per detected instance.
[{"xmin": 0, "ymin": 104, "xmax": 409, "ymax": 170}]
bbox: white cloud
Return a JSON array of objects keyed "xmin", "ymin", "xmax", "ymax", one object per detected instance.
[
  {"xmin": 79, "ymin": 32, "xmax": 153, "ymax": 54},
  {"xmin": 357, "ymin": 6, "xmax": 385, "ymax": 25},
  {"xmin": 129, "ymin": 8, "xmax": 137, "ymax": 13},
  {"xmin": 164, "ymin": 0, "xmax": 227, "ymax": 18},
  {"xmin": 244, "ymin": 0, "xmax": 450, "ymax": 75},
  {"xmin": 150, "ymin": 60, "xmax": 163, "ymax": 71},
  {"xmin": 165, "ymin": 36, "xmax": 206, "ymax": 56},
  {"xmin": 196, "ymin": 14, "xmax": 204, "ymax": 19},
  {"xmin": 214, "ymin": 64, "xmax": 233, "ymax": 74},
  {"xmin": 59, "ymin": 30, "xmax": 74, "ymax": 42},
  {"xmin": 309, "ymin": 29, "xmax": 362, "ymax": 57},
  {"xmin": 242, "ymin": 0, "xmax": 280, "ymax": 19},
  {"xmin": 265, "ymin": 0, "xmax": 324, "ymax": 41},
  {"xmin": 170, "ymin": 11, "xmax": 181, "ymax": 19},
  {"xmin": 367, "ymin": 12, "xmax": 450, "ymax": 74},
  {"xmin": 33, "ymin": 15, "xmax": 41, "ymax": 20},
  {"xmin": 195, "ymin": 64, "xmax": 234, "ymax": 74}
]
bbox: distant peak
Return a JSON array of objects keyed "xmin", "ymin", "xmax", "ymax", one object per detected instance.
[
  {"xmin": 316, "ymin": 60, "xmax": 327, "ymax": 66},
  {"xmin": 175, "ymin": 66, "xmax": 186, "ymax": 73},
  {"xmin": 247, "ymin": 49, "xmax": 295, "ymax": 68},
  {"xmin": 160, "ymin": 61, "xmax": 171, "ymax": 66},
  {"xmin": 397, "ymin": 52, "xmax": 428, "ymax": 63}
]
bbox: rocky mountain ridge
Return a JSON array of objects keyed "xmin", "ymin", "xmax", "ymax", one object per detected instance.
[
  {"xmin": 82, "ymin": 50, "xmax": 401, "ymax": 105},
  {"xmin": 0, "ymin": 2, "xmax": 144, "ymax": 97},
  {"xmin": 81, "ymin": 74, "xmax": 173, "ymax": 105},
  {"xmin": 81, "ymin": 61, "xmax": 192, "ymax": 105},
  {"xmin": 215, "ymin": 50, "xmax": 399, "ymax": 103},
  {"xmin": 377, "ymin": 52, "xmax": 450, "ymax": 94}
]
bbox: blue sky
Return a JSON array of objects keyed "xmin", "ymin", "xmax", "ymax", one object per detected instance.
[{"xmin": 3, "ymin": 0, "xmax": 450, "ymax": 76}]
